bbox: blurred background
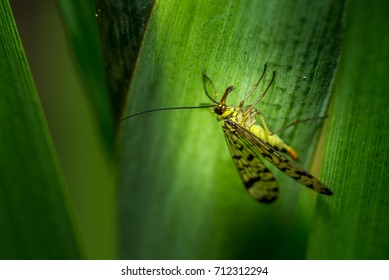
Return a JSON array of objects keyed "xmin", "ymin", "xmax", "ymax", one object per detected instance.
[{"xmin": 10, "ymin": 0, "xmax": 116, "ymax": 259}]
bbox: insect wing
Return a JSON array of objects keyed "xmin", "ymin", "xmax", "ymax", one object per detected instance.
[
  {"xmin": 233, "ymin": 123, "xmax": 333, "ymax": 195},
  {"xmin": 222, "ymin": 123, "xmax": 279, "ymax": 203}
]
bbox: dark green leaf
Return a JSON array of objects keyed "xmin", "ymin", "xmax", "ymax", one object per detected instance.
[
  {"xmin": 0, "ymin": 0, "xmax": 81, "ymax": 259},
  {"xmin": 94, "ymin": 0, "xmax": 154, "ymax": 120},
  {"xmin": 307, "ymin": 0, "xmax": 389, "ymax": 259}
]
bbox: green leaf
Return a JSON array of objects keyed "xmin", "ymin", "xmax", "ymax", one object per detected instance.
[
  {"xmin": 307, "ymin": 0, "xmax": 389, "ymax": 259},
  {"xmin": 94, "ymin": 0, "xmax": 154, "ymax": 120},
  {"xmin": 56, "ymin": 0, "xmax": 113, "ymax": 148},
  {"xmin": 119, "ymin": 0, "xmax": 345, "ymax": 259},
  {"xmin": 0, "ymin": 0, "xmax": 81, "ymax": 259}
]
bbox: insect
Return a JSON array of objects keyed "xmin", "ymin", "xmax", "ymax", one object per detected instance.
[{"xmin": 121, "ymin": 64, "xmax": 333, "ymax": 203}]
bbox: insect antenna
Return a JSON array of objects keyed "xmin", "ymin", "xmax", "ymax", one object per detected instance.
[
  {"xmin": 202, "ymin": 74, "xmax": 219, "ymax": 104},
  {"xmin": 119, "ymin": 104, "xmax": 215, "ymax": 122},
  {"xmin": 120, "ymin": 73, "xmax": 220, "ymax": 122}
]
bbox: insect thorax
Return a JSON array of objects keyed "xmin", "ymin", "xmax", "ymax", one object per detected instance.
[
  {"xmin": 219, "ymin": 106, "xmax": 292, "ymax": 156},
  {"xmin": 218, "ymin": 106, "xmax": 259, "ymax": 130}
]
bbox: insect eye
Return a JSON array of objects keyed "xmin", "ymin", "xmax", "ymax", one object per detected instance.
[{"xmin": 214, "ymin": 104, "xmax": 226, "ymax": 115}]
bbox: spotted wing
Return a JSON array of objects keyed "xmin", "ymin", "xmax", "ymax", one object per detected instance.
[
  {"xmin": 232, "ymin": 121, "xmax": 333, "ymax": 195},
  {"xmin": 222, "ymin": 124, "xmax": 279, "ymax": 203}
]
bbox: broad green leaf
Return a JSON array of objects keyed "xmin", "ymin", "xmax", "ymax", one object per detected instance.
[
  {"xmin": 0, "ymin": 0, "xmax": 81, "ymax": 259},
  {"xmin": 119, "ymin": 0, "xmax": 345, "ymax": 259},
  {"xmin": 307, "ymin": 0, "xmax": 389, "ymax": 259}
]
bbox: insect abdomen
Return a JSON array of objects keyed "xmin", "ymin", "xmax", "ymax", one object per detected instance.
[{"xmin": 249, "ymin": 124, "xmax": 299, "ymax": 161}]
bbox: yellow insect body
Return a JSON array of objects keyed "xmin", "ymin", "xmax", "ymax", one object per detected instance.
[
  {"xmin": 207, "ymin": 66, "xmax": 333, "ymax": 203},
  {"xmin": 123, "ymin": 65, "xmax": 333, "ymax": 203},
  {"xmin": 221, "ymin": 106, "xmax": 299, "ymax": 161}
]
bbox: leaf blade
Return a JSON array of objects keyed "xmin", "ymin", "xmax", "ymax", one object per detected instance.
[
  {"xmin": 119, "ymin": 0, "xmax": 345, "ymax": 259},
  {"xmin": 0, "ymin": 0, "xmax": 81, "ymax": 259},
  {"xmin": 308, "ymin": 0, "xmax": 389, "ymax": 259}
]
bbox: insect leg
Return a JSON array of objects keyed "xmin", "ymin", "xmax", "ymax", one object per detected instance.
[
  {"xmin": 271, "ymin": 115, "xmax": 328, "ymax": 135},
  {"xmin": 242, "ymin": 71, "xmax": 276, "ymax": 123},
  {"xmin": 256, "ymin": 111, "xmax": 271, "ymax": 135},
  {"xmin": 256, "ymin": 111, "xmax": 300, "ymax": 161},
  {"xmin": 239, "ymin": 64, "xmax": 267, "ymax": 108}
]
